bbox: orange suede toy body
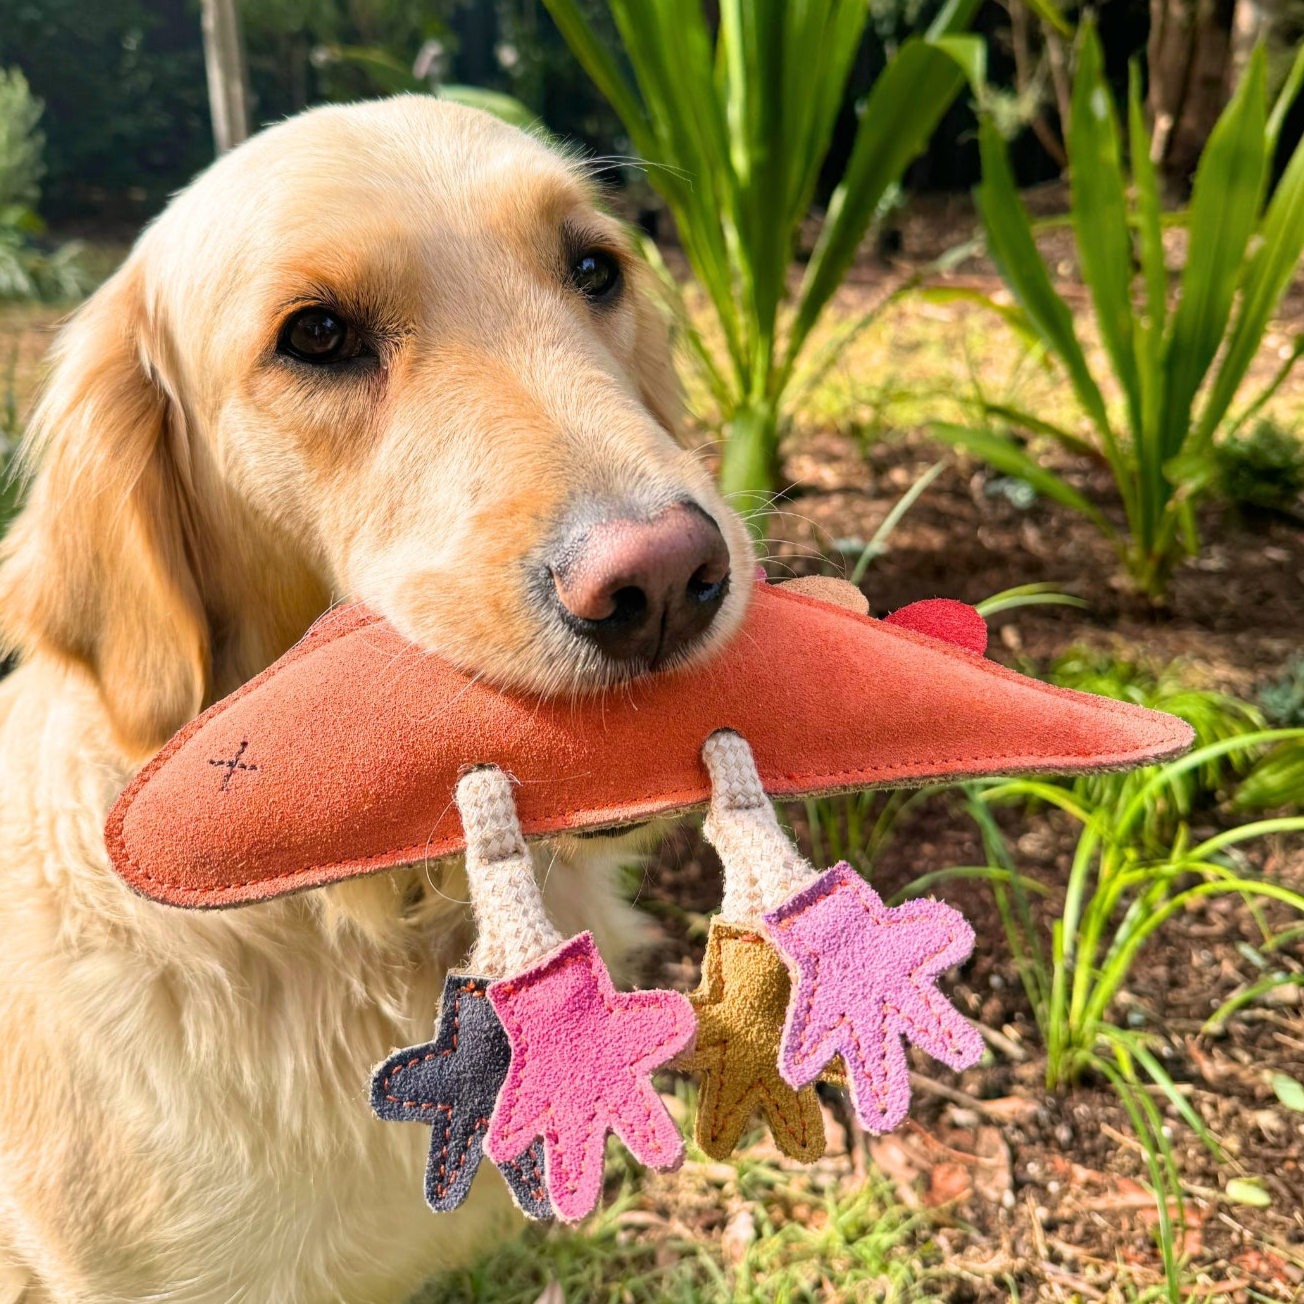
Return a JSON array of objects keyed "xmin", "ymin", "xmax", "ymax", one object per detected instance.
[{"xmin": 106, "ymin": 581, "xmax": 1193, "ymax": 908}]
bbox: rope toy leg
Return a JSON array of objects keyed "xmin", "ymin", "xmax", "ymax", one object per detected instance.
[
  {"xmin": 691, "ymin": 727, "xmax": 983, "ymax": 1151},
  {"xmin": 702, "ymin": 730, "xmax": 815, "ymax": 925},
  {"xmin": 681, "ymin": 730, "xmax": 827, "ymax": 1160},
  {"xmin": 367, "ymin": 765, "xmax": 560, "ymax": 1221},
  {"xmin": 457, "ymin": 766, "xmax": 562, "ymax": 976},
  {"xmin": 447, "ymin": 769, "xmax": 696, "ymax": 1223}
]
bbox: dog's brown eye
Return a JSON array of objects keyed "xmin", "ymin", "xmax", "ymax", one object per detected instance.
[
  {"xmin": 570, "ymin": 250, "xmax": 622, "ymax": 304},
  {"xmin": 278, "ymin": 307, "xmax": 365, "ymax": 364}
]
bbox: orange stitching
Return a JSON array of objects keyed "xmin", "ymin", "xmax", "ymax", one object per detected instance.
[
  {"xmin": 501, "ymin": 1145, "xmax": 547, "ymax": 1202},
  {"xmin": 687, "ymin": 930, "xmax": 818, "ymax": 1153},
  {"xmin": 117, "ymin": 731, "xmax": 1159, "ymax": 895},
  {"xmin": 425, "ymin": 1106, "xmax": 492, "ymax": 1200},
  {"xmin": 379, "ymin": 983, "xmax": 484, "ymax": 1099},
  {"xmin": 696, "ymin": 1036, "xmax": 819, "ymax": 1151}
]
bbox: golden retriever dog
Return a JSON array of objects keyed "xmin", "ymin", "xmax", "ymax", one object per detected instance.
[{"xmin": 0, "ymin": 97, "xmax": 753, "ymax": 1304}]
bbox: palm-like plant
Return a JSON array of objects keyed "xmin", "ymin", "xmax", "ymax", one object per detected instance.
[
  {"xmin": 937, "ymin": 22, "xmax": 1304, "ymax": 598},
  {"xmin": 540, "ymin": 0, "xmax": 1015, "ymax": 514}
]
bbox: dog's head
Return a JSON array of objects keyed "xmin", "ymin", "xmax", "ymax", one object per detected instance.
[{"xmin": 0, "ymin": 98, "xmax": 753, "ymax": 754}]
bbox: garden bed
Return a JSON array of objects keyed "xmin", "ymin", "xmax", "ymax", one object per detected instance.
[{"xmin": 627, "ymin": 428, "xmax": 1304, "ymax": 1303}]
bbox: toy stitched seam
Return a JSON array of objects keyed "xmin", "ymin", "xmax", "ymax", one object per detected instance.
[
  {"xmin": 424, "ymin": 1107, "xmax": 492, "ymax": 1200},
  {"xmin": 114, "ymin": 732, "xmax": 1175, "ymax": 896},
  {"xmin": 500, "ymin": 1145, "xmax": 547, "ymax": 1202},
  {"xmin": 786, "ymin": 928, "xmax": 965, "ymax": 1059},
  {"xmin": 693, "ymin": 1035, "xmax": 819, "ymax": 1151},
  {"xmin": 378, "ymin": 983, "xmax": 481, "ymax": 1099},
  {"xmin": 775, "ymin": 892, "xmax": 966, "ymax": 1108},
  {"xmin": 683, "ymin": 928, "xmax": 816, "ymax": 1151},
  {"xmin": 207, "ymin": 739, "xmax": 259, "ymax": 793}
]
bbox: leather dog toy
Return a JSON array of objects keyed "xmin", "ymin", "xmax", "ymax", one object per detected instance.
[
  {"xmin": 104, "ymin": 578, "xmax": 1193, "ymax": 909},
  {"xmin": 100, "ymin": 574, "xmax": 1193, "ymax": 1221}
]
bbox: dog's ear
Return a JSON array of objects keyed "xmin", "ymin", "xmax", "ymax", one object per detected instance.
[{"xmin": 0, "ymin": 261, "xmax": 210, "ymax": 755}]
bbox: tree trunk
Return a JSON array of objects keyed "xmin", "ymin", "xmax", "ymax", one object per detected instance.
[
  {"xmin": 1148, "ymin": 0, "xmax": 1237, "ymax": 193},
  {"xmin": 201, "ymin": 0, "xmax": 251, "ymax": 156}
]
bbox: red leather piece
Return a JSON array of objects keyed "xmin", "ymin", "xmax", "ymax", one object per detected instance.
[{"xmin": 884, "ymin": 599, "xmax": 988, "ymax": 656}]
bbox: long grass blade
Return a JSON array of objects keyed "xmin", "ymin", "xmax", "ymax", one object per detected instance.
[
  {"xmin": 788, "ymin": 38, "xmax": 976, "ymax": 378},
  {"xmin": 1068, "ymin": 20, "xmax": 1140, "ymax": 436},
  {"xmin": 848, "ymin": 461, "xmax": 945, "ymax": 582},
  {"xmin": 931, "ymin": 422, "xmax": 1116, "ymax": 537},
  {"xmin": 1129, "ymin": 60, "xmax": 1167, "ymax": 432},
  {"xmin": 1268, "ymin": 40, "xmax": 1304, "ymax": 155},
  {"xmin": 1117, "ymin": 729, "xmax": 1304, "ymax": 839},
  {"xmin": 1204, "ymin": 973, "xmax": 1304, "ymax": 1033},
  {"xmin": 1160, "ymin": 47, "xmax": 1268, "ymax": 461},
  {"xmin": 539, "ymin": 0, "xmax": 648, "ymax": 147},
  {"xmin": 973, "ymin": 118, "xmax": 1119, "ymax": 474},
  {"xmin": 1196, "ymin": 103, "xmax": 1304, "ymax": 445}
]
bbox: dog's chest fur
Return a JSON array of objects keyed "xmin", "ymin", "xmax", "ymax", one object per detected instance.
[{"xmin": 0, "ymin": 659, "xmax": 644, "ymax": 1304}]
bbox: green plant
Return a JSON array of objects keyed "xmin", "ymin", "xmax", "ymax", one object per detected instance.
[
  {"xmin": 1233, "ymin": 659, "xmax": 1304, "ymax": 811},
  {"xmin": 0, "ymin": 68, "xmax": 44, "ymax": 210},
  {"xmin": 1214, "ymin": 418, "xmax": 1304, "ymax": 514},
  {"xmin": 420, "ymin": 1154, "xmax": 940, "ymax": 1302},
  {"xmin": 0, "ymin": 67, "xmax": 90, "ymax": 304},
  {"xmin": 1259, "ymin": 656, "xmax": 1304, "ymax": 729},
  {"xmin": 538, "ymin": 0, "xmax": 1026, "ymax": 519},
  {"xmin": 934, "ymin": 22, "xmax": 1304, "ymax": 598},
  {"xmin": 0, "ymin": 345, "xmax": 22, "ymax": 540},
  {"xmin": 0, "ymin": 0, "xmax": 211, "ymax": 216},
  {"xmin": 929, "ymin": 733, "xmax": 1304, "ymax": 1297}
]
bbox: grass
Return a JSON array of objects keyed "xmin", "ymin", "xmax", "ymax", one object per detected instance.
[
  {"xmin": 927, "ymin": 744, "xmax": 1304, "ymax": 1300},
  {"xmin": 420, "ymin": 1133, "xmax": 946, "ymax": 1304}
]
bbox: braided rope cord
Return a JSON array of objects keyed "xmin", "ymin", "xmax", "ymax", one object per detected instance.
[
  {"xmin": 701, "ymin": 730, "xmax": 816, "ymax": 926},
  {"xmin": 455, "ymin": 767, "xmax": 562, "ymax": 976}
]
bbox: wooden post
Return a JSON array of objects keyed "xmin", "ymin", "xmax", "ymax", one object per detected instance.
[{"xmin": 200, "ymin": 0, "xmax": 251, "ymax": 155}]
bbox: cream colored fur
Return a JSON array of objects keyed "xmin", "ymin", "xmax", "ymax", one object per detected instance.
[{"xmin": 0, "ymin": 97, "xmax": 752, "ymax": 1304}]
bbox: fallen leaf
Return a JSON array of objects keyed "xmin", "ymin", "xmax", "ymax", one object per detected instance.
[
  {"xmin": 925, "ymin": 1162, "xmax": 972, "ymax": 1206},
  {"xmin": 1271, "ymin": 1071, "xmax": 1304, "ymax": 1113},
  {"xmin": 1225, "ymin": 1178, "xmax": 1272, "ymax": 1208}
]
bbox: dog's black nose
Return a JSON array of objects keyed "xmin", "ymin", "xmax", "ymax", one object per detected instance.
[{"xmin": 550, "ymin": 501, "xmax": 730, "ymax": 667}]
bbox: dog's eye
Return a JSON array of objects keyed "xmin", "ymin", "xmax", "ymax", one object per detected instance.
[
  {"xmin": 570, "ymin": 250, "xmax": 622, "ymax": 304},
  {"xmin": 278, "ymin": 307, "xmax": 366, "ymax": 364}
]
